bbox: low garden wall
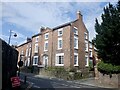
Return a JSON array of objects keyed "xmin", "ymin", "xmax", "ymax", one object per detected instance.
[
  {"xmin": 97, "ymin": 72, "xmax": 120, "ymax": 88},
  {"xmin": 21, "ymin": 66, "xmax": 95, "ymax": 80},
  {"xmin": 38, "ymin": 67, "xmax": 95, "ymax": 80}
]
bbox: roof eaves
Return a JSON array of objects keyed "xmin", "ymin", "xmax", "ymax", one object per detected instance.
[{"xmin": 53, "ymin": 20, "xmax": 77, "ymax": 30}]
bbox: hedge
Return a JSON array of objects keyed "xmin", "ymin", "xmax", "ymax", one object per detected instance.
[{"xmin": 97, "ymin": 61, "xmax": 120, "ymax": 74}]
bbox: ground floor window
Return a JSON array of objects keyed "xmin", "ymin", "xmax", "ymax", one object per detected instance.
[
  {"xmin": 33, "ymin": 56, "xmax": 38, "ymax": 65},
  {"xmin": 85, "ymin": 55, "xmax": 89, "ymax": 66},
  {"xmin": 27, "ymin": 58, "xmax": 30, "ymax": 66},
  {"xmin": 74, "ymin": 53, "xmax": 78, "ymax": 66},
  {"xmin": 55, "ymin": 53, "xmax": 64, "ymax": 66},
  {"xmin": 25, "ymin": 58, "xmax": 30, "ymax": 66}
]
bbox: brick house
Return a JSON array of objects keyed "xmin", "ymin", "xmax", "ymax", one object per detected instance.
[
  {"xmin": 17, "ymin": 11, "xmax": 93, "ymax": 71},
  {"xmin": 17, "ymin": 38, "xmax": 32, "ymax": 67}
]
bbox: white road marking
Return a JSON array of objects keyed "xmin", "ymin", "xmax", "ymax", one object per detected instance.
[{"xmin": 33, "ymin": 85, "xmax": 40, "ymax": 88}]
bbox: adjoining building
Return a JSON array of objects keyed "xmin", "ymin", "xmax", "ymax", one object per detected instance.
[{"xmin": 16, "ymin": 11, "xmax": 97, "ymax": 72}]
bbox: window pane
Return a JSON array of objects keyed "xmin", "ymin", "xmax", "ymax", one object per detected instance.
[
  {"xmin": 74, "ymin": 55, "xmax": 77, "ymax": 64},
  {"xmin": 59, "ymin": 56, "xmax": 61, "ymax": 64},
  {"xmin": 58, "ymin": 29, "xmax": 63, "ymax": 36},
  {"xmin": 73, "ymin": 28, "xmax": 78, "ymax": 35}
]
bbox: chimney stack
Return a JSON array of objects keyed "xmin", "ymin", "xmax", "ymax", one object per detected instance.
[
  {"xmin": 40, "ymin": 26, "xmax": 46, "ymax": 32},
  {"xmin": 27, "ymin": 37, "xmax": 31, "ymax": 42},
  {"xmin": 77, "ymin": 11, "xmax": 82, "ymax": 19}
]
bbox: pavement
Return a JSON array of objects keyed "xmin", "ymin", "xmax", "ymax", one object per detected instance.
[{"xmin": 20, "ymin": 72, "xmax": 118, "ymax": 89}]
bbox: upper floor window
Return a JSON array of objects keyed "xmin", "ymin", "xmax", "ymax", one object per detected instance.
[
  {"xmin": 74, "ymin": 53, "xmax": 78, "ymax": 66},
  {"xmin": 84, "ymin": 32, "xmax": 88, "ymax": 40},
  {"xmin": 85, "ymin": 55, "xmax": 89, "ymax": 67},
  {"xmin": 36, "ymin": 36, "xmax": 39, "ymax": 42},
  {"xmin": 45, "ymin": 33, "xmax": 49, "ymax": 40},
  {"xmin": 58, "ymin": 28, "xmax": 63, "ymax": 36},
  {"xmin": 21, "ymin": 50, "xmax": 24, "ymax": 55},
  {"xmin": 29, "ymin": 48, "xmax": 31, "ymax": 56},
  {"xmin": 89, "ymin": 43, "xmax": 92, "ymax": 49},
  {"xmin": 85, "ymin": 40, "xmax": 88, "ymax": 52},
  {"xmin": 25, "ymin": 49, "xmax": 28, "ymax": 57},
  {"xmin": 34, "ymin": 43, "xmax": 38, "ymax": 53},
  {"xmin": 58, "ymin": 38, "xmax": 62, "ymax": 49},
  {"xmin": 44, "ymin": 41, "xmax": 48, "ymax": 51},
  {"xmin": 73, "ymin": 27, "xmax": 78, "ymax": 35},
  {"xmin": 90, "ymin": 51, "xmax": 92, "ymax": 57},
  {"xmin": 29, "ymin": 44, "xmax": 31, "ymax": 47},
  {"xmin": 74, "ymin": 36, "xmax": 78, "ymax": 49},
  {"xmin": 55, "ymin": 53, "xmax": 64, "ymax": 66}
]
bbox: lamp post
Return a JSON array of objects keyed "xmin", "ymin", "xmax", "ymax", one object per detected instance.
[
  {"xmin": 18, "ymin": 54, "xmax": 23, "ymax": 76},
  {"xmin": 8, "ymin": 30, "xmax": 17, "ymax": 44}
]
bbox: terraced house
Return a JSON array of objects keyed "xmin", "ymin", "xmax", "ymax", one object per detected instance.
[{"xmin": 17, "ymin": 11, "xmax": 91, "ymax": 71}]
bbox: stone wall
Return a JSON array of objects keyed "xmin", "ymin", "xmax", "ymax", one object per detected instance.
[{"xmin": 97, "ymin": 72, "xmax": 120, "ymax": 88}]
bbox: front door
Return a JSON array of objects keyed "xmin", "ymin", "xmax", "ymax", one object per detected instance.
[{"xmin": 43, "ymin": 56, "xmax": 48, "ymax": 67}]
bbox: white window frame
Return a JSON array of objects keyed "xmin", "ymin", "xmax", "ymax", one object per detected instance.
[
  {"xmin": 24, "ymin": 60, "xmax": 27, "ymax": 66},
  {"xmin": 21, "ymin": 49, "xmax": 24, "ymax": 55},
  {"xmin": 33, "ymin": 56, "xmax": 38, "ymax": 65},
  {"xmin": 45, "ymin": 33, "xmax": 49, "ymax": 40},
  {"xmin": 74, "ymin": 53, "xmax": 79, "ymax": 66},
  {"xmin": 89, "ymin": 49, "xmax": 92, "ymax": 57},
  {"xmin": 55, "ymin": 53, "xmax": 64, "ymax": 66},
  {"xmin": 85, "ymin": 55, "xmax": 89, "ymax": 67},
  {"xmin": 28, "ymin": 48, "xmax": 31, "ymax": 56},
  {"xmin": 29, "ymin": 44, "xmax": 31, "ymax": 47},
  {"xmin": 73, "ymin": 27, "xmax": 78, "ymax": 35},
  {"xmin": 58, "ymin": 28, "xmax": 63, "ymax": 36},
  {"xmin": 84, "ymin": 32, "xmax": 88, "ymax": 40},
  {"xmin": 34, "ymin": 43, "xmax": 38, "ymax": 53},
  {"xmin": 27, "ymin": 58, "xmax": 30, "ymax": 66},
  {"xmin": 25, "ymin": 49, "xmax": 28, "ymax": 57},
  {"xmin": 89, "ymin": 43, "xmax": 92, "ymax": 49},
  {"xmin": 58, "ymin": 37, "xmax": 62, "ymax": 50},
  {"xmin": 74, "ymin": 36, "xmax": 78, "ymax": 49},
  {"xmin": 36, "ymin": 36, "xmax": 39, "ymax": 42},
  {"xmin": 85, "ymin": 40, "xmax": 88, "ymax": 52},
  {"xmin": 44, "ymin": 41, "xmax": 48, "ymax": 51}
]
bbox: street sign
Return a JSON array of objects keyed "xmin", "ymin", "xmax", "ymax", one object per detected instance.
[{"xmin": 11, "ymin": 76, "xmax": 20, "ymax": 87}]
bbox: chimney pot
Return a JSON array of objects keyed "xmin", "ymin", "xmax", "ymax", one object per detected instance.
[{"xmin": 77, "ymin": 11, "xmax": 82, "ymax": 19}]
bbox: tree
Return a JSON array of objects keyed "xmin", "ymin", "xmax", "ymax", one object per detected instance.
[{"xmin": 95, "ymin": 1, "xmax": 120, "ymax": 66}]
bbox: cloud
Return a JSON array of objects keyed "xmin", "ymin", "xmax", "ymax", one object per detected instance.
[
  {"xmin": 1, "ymin": 0, "xmax": 118, "ymax": 2},
  {"xmin": 2, "ymin": 2, "xmax": 73, "ymax": 33},
  {"xmin": 2, "ymin": 1, "xmax": 118, "ymax": 44}
]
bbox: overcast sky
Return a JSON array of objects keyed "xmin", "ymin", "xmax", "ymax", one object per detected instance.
[{"xmin": 0, "ymin": 0, "xmax": 118, "ymax": 45}]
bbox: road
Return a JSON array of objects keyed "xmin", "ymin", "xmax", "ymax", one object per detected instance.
[{"xmin": 20, "ymin": 73, "xmax": 112, "ymax": 89}]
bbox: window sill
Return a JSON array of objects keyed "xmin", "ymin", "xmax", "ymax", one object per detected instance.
[
  {"xmin": 55, "ymin": 64, "xmax": 64, "ymax": 66},
  {"xmin": 58, "ymin": 48, "xmax": 62, "ymax": 50},
  {"xmin": 44, "ymin": 50, "xmax": 48, "ymax": 52},
  {"xmin": 34, "ymin": 51, "xmax": 38, "ymax": 53},
  {"xmin": 74, "ymin": 64, "xmax": 79, "ymax": 66},
  {"xmin": 85, "ymin": 65, "xmax": 89, "ymax": 67},
  {"xmin": 74, "ymin": 47, "xmax": 78, "ymax": 49}
]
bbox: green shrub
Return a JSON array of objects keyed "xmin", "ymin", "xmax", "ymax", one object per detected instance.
[
  {"xmin": 89, "ymin": 61, "xmax": 94, "ymax": 71},
  {"xmin": 97, "ymin": 61, "xmax": 120, "ymax": 74},
  {"xmin": 69, "ymin": 68, "xmax": 76, "ymax": 72}
]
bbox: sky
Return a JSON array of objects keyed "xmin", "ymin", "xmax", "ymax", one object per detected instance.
[{"xmin": 0, "ymin": 0, "xmax": 118, "ymax": 46}]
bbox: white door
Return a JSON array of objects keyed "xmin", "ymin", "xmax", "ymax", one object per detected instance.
[{"xmin": 43, "ymin": 56, "xmax": 48, "ymax": 67}]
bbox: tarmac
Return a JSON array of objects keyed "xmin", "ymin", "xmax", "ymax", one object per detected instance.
[{"xmin": 20, "ymin": 72, "xmax": 119, "ymax": 89}]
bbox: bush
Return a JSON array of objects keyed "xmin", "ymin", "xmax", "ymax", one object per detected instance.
[
  {"xmin": 45, "ymin": 67, "xmax": 68, "ymax": 78},
  {"xmin": 97, "ymin": 61, "xmax": 120, "ymax": 74},
  {"xmin": 69, "ymin": 68, "xmax": 76, "ymax": 72},
  {"xmin": 89, "ymin": 61, "xmax": 94, "ymax": 71}
]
